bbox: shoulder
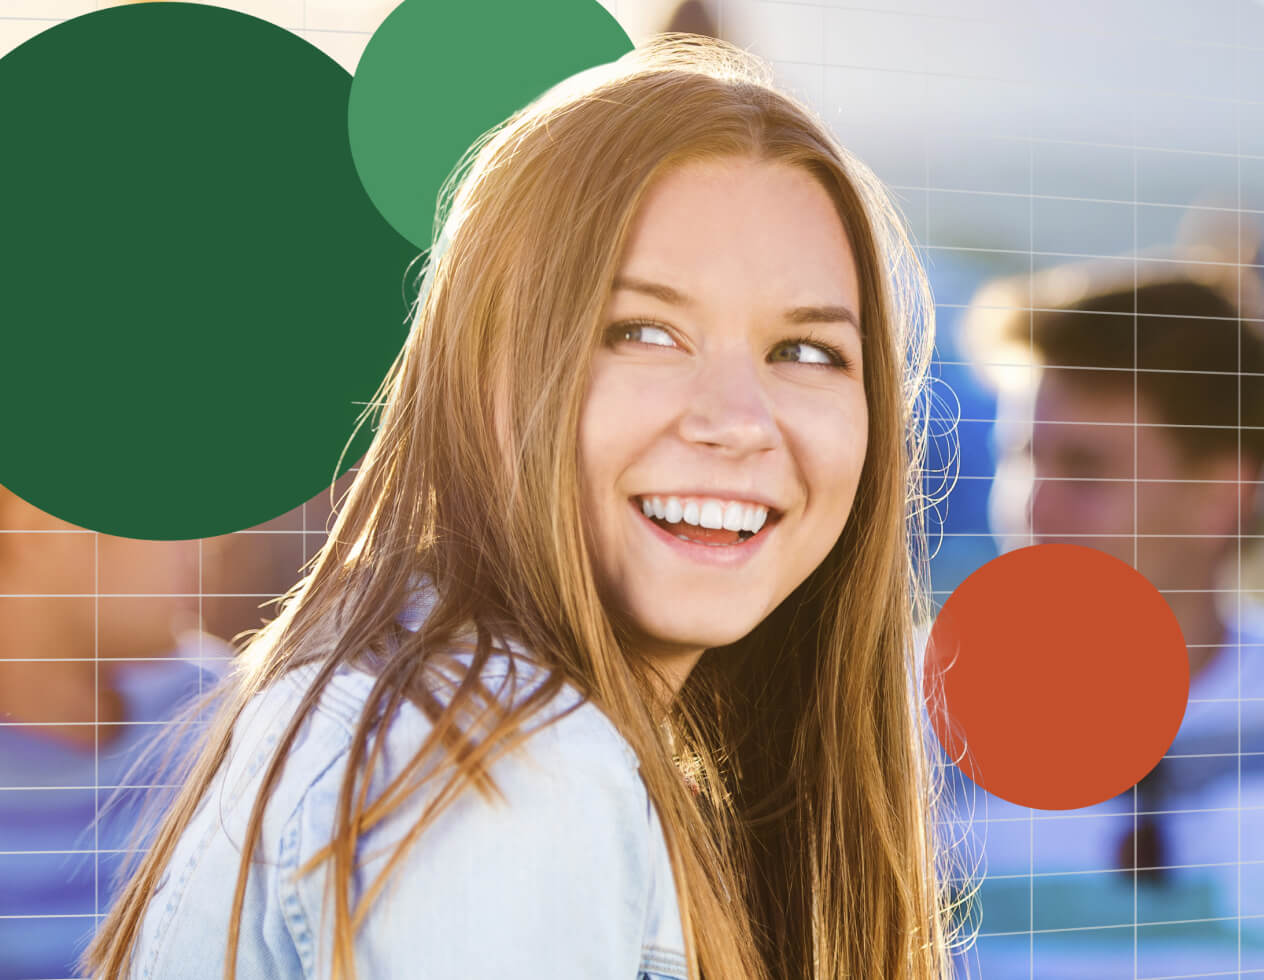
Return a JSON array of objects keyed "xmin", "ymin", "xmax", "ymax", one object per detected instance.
[
  {"xmin": 1239, "ymin": 601, "xmax": 1264, "ymax": 650},
  {"xmin": 299, "ymin": 651, "xmax": 650, "ymax": 849},
  {"xmin": 295, "ymin": 650, "xmax": 643, "ymax": 778},
  {"xmin": 221, "ymin": 649, "xmax": 644, "ymax": 814},
  {"xmin": 279, "ymin": 657, "xmax": 663, "ymax": 978}
]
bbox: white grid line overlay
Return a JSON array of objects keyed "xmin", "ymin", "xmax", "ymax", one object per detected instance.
[{"xmin": 2, "ymin": 2, "xmax": 1264, "ymax": 979}]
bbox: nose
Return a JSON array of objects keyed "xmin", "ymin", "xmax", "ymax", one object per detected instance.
[
  {"xmin": 1029, "ymin": 474, "xmax": 1072, "ymax": 537},
  {"xmin": 677, "ymin": 346, "xmax": 779, "ymax": 455}
]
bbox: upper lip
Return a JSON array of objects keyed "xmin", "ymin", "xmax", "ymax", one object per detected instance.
[{"xmin": 631, "ymin": 489, "xmax": 785, "ymax": 516}]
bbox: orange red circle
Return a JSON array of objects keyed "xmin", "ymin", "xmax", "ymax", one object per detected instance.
[{"xmin": 924, "ymin": 543, "xmax": 1190, "ymax": 810}]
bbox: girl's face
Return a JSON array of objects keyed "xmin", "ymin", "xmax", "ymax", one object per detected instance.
[{"xmin": 579, "ymin": 155, "xmax": 868, "ymax": 691}]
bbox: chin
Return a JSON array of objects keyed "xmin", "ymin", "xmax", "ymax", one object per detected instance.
[{"xmin": 639, "ymin": 612, "xmax": 762, "ymax": 654}]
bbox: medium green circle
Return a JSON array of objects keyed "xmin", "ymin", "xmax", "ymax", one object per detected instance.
[
  {"xmin": 349, "ymin": 0, "xmax": 633, "ymax": 251},
  {"xmin": 0, "ymin": 4, "xmax": 418, "ymax": 539}
]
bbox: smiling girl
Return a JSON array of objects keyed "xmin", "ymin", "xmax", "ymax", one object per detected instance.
[{"xmin": 88, "ymin": 35, "xmax": 953, "ymax": 980}]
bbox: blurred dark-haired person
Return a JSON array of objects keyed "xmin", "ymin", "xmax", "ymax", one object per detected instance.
[
  {"xmin": 954, "ymin": 257, "xmax": 1264, "ymax": 978},
  {"xmin": 0, "ymin": 486, "xmax": 229, "ymax": 980}
]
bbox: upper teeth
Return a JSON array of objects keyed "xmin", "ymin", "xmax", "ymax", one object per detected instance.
[{"xmin": 639, "ymin": 496, "xmax": 769, "ymax": 534}]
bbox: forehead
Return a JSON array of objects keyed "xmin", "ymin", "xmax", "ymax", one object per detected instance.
[
  {"xmin": 616, "ymin": 155, "xmax": 858, "ymax": 299},
  {"xmin": 1033, "ymin": 369, "xmax": 1141, "ymax": 425},
  {"xmin": 1027, "ymin": 368, "xmax": 1193, "ymax": 467}
]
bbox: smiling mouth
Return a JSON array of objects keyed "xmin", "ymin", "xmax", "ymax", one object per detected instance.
[{"xmin": 629, "ymin": 497, "xmax": 781, "ymax": 547}]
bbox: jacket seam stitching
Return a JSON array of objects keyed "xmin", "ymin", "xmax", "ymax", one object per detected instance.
[{"xmin": 278, "ymin": 729, "xmax": 355, "ymax": 979}]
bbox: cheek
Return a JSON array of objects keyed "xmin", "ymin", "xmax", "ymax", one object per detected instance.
[
  {"xmin": 798, "ymin": 398, "xmax": 868, "ymax": 515},
  {"xmin": 578, "ymin": 370, "xmax": 643, "ymax": 528},
  {"xmin": 98, "ymin": 540, "xmax": 200, "ymax": 596},
  {"xmin": 579, "ymin": 363, "xmax": 673, "ymax": 490},
  {"xmin": 577, "ymin": 383, "xmax": 618, "ymax": 510},
  {"xmin": 1139, "ymin": 483, "xmax": 1197, "ymax": 535}
]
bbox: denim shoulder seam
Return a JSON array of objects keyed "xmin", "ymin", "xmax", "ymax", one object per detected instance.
[
  {"xmin": 282, "ymin": 663, "xmax": 374, "ymax": 739},
  {"xmin": 277, "ymin": 725, "xmax": 356, "ymax": 978},
  {"xmin": 137, "ymin": 724, "xmax": 282, "ymax": 980},
  {"xmin": 640, "ymin": 945, "xmax": 689, "ymax": 977}
]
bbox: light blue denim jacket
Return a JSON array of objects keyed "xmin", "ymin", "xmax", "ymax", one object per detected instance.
[{"xmin": 124, "ymin": 601, "xmax": 687, "ymax": 979}]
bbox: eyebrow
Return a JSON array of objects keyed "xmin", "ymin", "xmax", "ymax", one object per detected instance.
[{"xmin": 612, "ymin": 275, "xmax": 861, "ymax": 331}]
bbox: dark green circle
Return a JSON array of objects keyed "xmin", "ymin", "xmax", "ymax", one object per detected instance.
[
  {"xmin": 348, "ymin": 0, "xmax": 633, "ymax": 251},
  {"xmin": 0, "ymin": 4, "xmax": 418, "ymax": 539}
]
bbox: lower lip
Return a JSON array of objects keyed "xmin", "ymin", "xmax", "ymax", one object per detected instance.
[{"xmin": 629, "ymin": 500, "xmax": 774, "ymax": 567}]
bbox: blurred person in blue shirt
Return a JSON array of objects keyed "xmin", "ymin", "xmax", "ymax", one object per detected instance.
[
  {"xmin": 952, "ymin": 255, "xmax": 1264, "ymax": 978},
  {"xmin": 0, "ymin": 485, "xmax": 231, "ymax": 980}
]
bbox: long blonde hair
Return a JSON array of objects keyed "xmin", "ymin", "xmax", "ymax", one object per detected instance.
[{"xmin": 88, "ymin": 35, "xmax": 954, "ymax": 980}]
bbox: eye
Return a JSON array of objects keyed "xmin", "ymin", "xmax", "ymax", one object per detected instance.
[
  {"xmin": 1059, "ymin": 450, "xmax": 1105, "ymax": 480},
  {"xmin": 771, "ymin": 336, "xmax": 851, "ymax": 370},
  {"xmin": 605, "ymin": 319, "xmax": 676, "ymax": 349}
]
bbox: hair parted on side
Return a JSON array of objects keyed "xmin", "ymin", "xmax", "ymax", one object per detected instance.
[{"xmin": 86, "ymin": 34, "xmax": 959, "ymax": 980}]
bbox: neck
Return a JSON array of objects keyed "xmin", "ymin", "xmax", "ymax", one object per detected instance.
[
  {"xmin": 1163, "ymin": 587, "xmax": 1230, "ymax": 683},
  {"xmin": 644, "ymin": 646, "xmax": 705, "ymax": 711}
]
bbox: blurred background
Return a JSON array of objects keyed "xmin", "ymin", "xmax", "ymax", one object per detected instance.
[{"xmin": 1, "ymin": 0, "xmax": 1262, "ymax": 977}]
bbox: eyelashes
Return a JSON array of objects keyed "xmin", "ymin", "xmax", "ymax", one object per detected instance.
[
  {"xmin": 605, "ymin": 319, "xmax": 854, "ymax": 371},
  {"xmin": 606, "ymin": 319, "xmax": 674, "ymax": 348},
  {"xmin": 777, "ymin": 334, "xmax": 851, "ymax": 370}
]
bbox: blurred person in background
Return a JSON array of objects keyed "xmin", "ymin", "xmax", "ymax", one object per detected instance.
[
  {"xmin": 662, "ymin": 0, "xmax": 718, "ymax": 36},
  {"xmin": 0, "ymin": 485, "xmax": 228, "ymax": 979},
  {"xmin": 199, "ymin": 469, "xmax": 356, "ymax": 651},
  {"xmin": 0, "ymin": 470, "xmax": 343, "ymax": 980},
  {"xmin": 954, "ymin": 253, "xmax": 1264, "ymax": 977}
]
